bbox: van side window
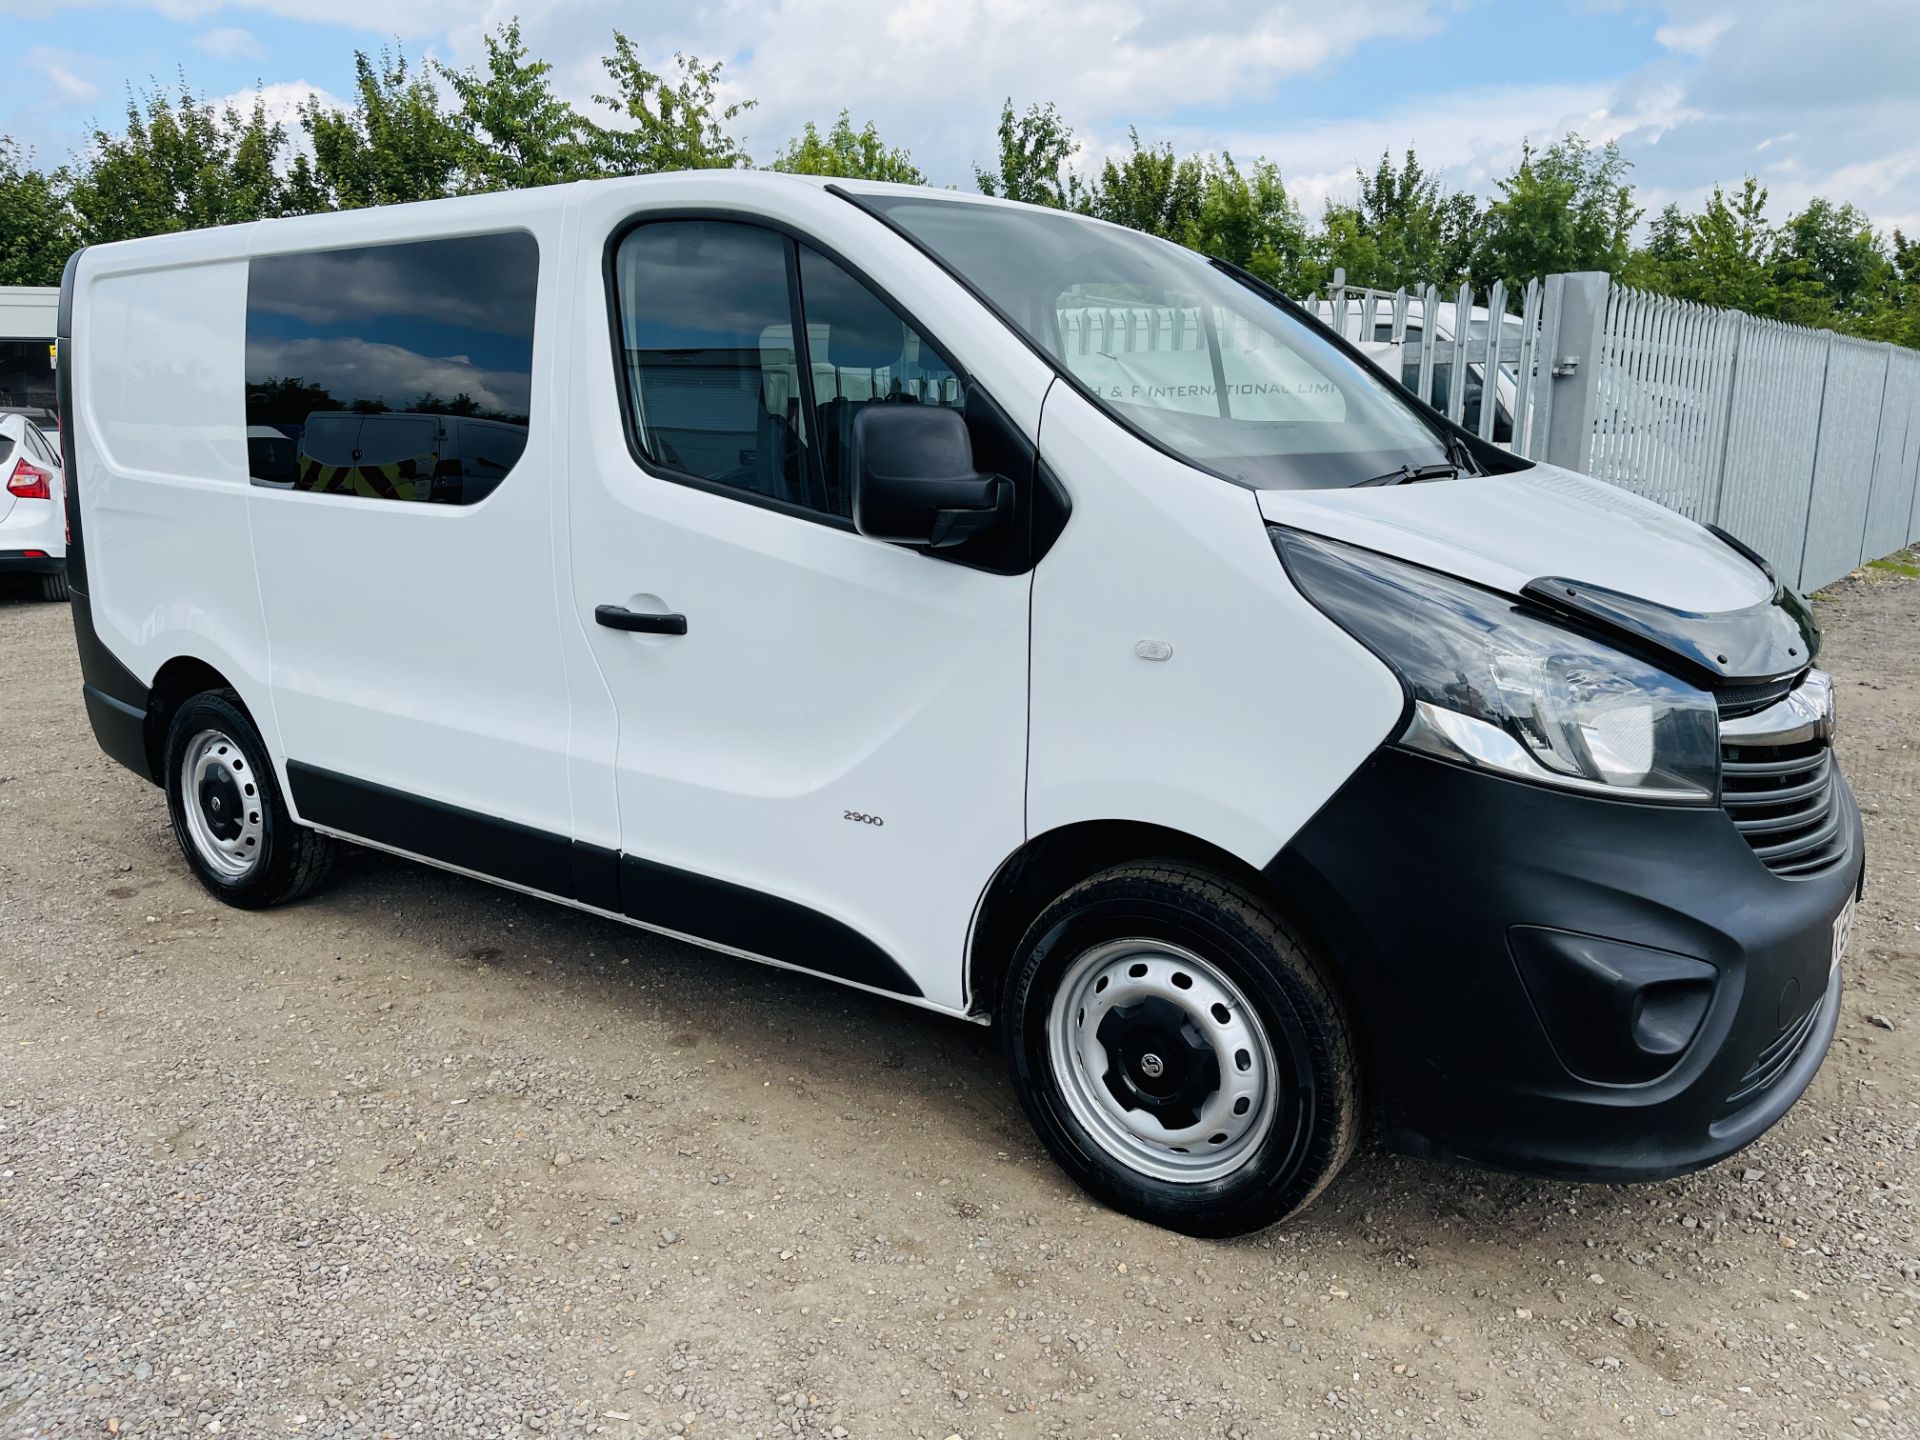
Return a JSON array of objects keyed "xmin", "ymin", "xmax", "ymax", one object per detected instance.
[
  {"xmin": 796, "ymin": 245, "xmax": 963, "ymax": 518},
  {"xmin": 244, "ymin": 232, "xmax": 538, "ymax": 504},
  {"xmin": 611, "ymin": 222, "xmax": 811, "ymax": 509},
  {"xmin": 611, "ymin": 221, "xmax": 964, "ymax": 521}
]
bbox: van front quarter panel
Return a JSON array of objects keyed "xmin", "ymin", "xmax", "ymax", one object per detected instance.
[{"xmin": 1026, "ymin": 381, "xmax": 1407, "ymax": 868}]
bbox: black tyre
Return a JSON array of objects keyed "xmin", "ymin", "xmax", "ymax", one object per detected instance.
[
  {"xmin": 1002, "ymin": 862, "xmax": 1360, "ymax": 1237},
  {"xmin": 38, "ymin": 570, "xmax": 69, "ymax": 602},
  {"xmin": 163, "ymin": 690, "xmax": 335, "ymax": 909}
]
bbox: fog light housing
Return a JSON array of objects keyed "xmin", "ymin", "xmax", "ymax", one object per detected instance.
[{"xmin": 1509, "ymin": 928, "xmax": 1717, "ymax": 1085}]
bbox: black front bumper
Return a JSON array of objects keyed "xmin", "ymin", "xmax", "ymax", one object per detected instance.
[
  {"xmin": 1266, "ymin": 746, "xmax": 1862, "ymax": 1182},
  {"xmin": 0, "ymin": 550, "xmax": 64, "ymax": 575}
]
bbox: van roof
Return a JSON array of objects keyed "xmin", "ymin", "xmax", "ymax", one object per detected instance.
[{"xmin": 71, "ymin": 170, "xmax": 1060, "ymax": 271}]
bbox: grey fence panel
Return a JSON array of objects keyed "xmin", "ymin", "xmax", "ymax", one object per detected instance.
[
  {"xmin": 1587, "ymin": 287, "xmax": 1744, "ymax": 524},
  {"xmin": 1715, "ymin": 321, "xmax": 1832, "ymax": 589},
  {"xmin": 1305, "ymin": 273, "xmax": 1546, "ymax": 456},
  {"xmin": 1862, "ymin": 347, "xmax": 1920, "ymax": 561},
  {"xmin": 1300, "ymin": 270, "xmax": 1918, "ymax": 577},
  {"xmin": 1800, "ymin": 339, "xmax": 1893, "ymax": 590}
]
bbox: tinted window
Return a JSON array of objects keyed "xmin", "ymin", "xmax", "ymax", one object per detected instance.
[
  {"xmin": 796, "ymin": 246, "xmax": 963, "ymax": 517},
  {"xmin": 457, "ymin": 418, "xmax": 530, "ymax": 481},
  {"xmin": 244, "ymin": 232, "xmax": 537, "ymax": 504},
  {"xmin": 612, "ymin": 222, "xmax": 810, "ymax": 508},
  {"xmin": 611, "ymin": 222, "xmax": 964, "ymax": 521},
  {"xmin": 0, "ymin": 340, "xmax": 55, "ymax": 415}
]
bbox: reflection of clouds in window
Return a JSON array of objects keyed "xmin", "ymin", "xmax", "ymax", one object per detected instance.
[
  {"xmin": 618, "ymin": 224, "xmax": 792, "ymax": 350},
  {"xmin": 243, "ymin": 232, "xmax": 538, "ymax": 505},
  {"xmin": 248, "ymin": 336, "xmax": 530, "ymax": 420},
  {"xmin": 249, "ymin": 237, "xmax": 537, "ymax": 334}
]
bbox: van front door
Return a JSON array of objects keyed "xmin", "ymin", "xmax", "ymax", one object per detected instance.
[{"xmin": 566, "ymin": 216, "xmax": 1033, "ymax": 1012}]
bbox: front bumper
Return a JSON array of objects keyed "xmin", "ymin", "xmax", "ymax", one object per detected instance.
[{"xmin": 1265, "ymin": 745, "xmax": 1862, "ymax": 1182}]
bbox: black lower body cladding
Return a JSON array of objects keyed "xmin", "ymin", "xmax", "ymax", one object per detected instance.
[{"xmin": 1266, "ymin": 745, "xmax": 1862, "ymax": 1181}]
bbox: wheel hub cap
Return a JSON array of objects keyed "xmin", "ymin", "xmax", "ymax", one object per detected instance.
[
  {"xmin": 1048, "ymin": 938, "xmax": 1278, "ymax": 1184},
  {"xmin": 1096, "ymin": 994, "xmax": 1221, "ymax": 1128},
  {"xmin": 180, "ymin": 730, "xmax": 264, "ymax": 880}
]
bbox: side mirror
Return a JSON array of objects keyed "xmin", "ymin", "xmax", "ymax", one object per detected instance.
[{"xmin": 850, "ymin": 406, "xmax": 1012, "ymax": 549}]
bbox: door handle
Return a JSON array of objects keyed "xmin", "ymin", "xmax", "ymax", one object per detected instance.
[{"xmin": 595, "ymin": 605, "xmax": 687, "ymax": 636}]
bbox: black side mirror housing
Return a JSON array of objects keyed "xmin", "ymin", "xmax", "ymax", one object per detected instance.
[{"xmin": 850, "ymin": 406, "xmax": 1012, "ymax": 549}]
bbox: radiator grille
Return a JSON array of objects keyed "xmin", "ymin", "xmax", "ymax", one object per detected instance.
[
  {"xmin": 1714, "ymin": 676, "xmax": 1797, "ymax": 718},
  {"xmin": 1719, "ymin": 734, "xmax": 1844, "ymax": 877}
]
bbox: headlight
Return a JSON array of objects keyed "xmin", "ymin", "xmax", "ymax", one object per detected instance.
[{"xmin": 1274, "ymin": 528, "xmax": 1720, "ymax": 802}]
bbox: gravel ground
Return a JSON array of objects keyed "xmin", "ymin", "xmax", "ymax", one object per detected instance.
[{"xmin": 1, "ymin": 558, "xmax": 1916, "ymax": 1440}]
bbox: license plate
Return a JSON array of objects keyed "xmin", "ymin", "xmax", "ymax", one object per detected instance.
[{"xmin": 1832, "ymin": 897, "xmax": 1856, "ymax": 973}]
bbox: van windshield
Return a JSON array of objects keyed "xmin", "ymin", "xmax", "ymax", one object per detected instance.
[{"xmin": 857, "ymin": 193, "xmax": 1458, "ymax": 489}]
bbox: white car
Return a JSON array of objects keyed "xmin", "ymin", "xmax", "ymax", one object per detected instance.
[
  {"xmin": 0, "ymin": 409, "xmax": 66, "ymax": 600},
  {"xmin": 58, "ymin": 176, "xmax": 1859, "ymax": 1235}
]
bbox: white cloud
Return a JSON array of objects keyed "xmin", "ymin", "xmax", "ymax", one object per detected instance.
[
  {"xmin": 221, "ymin": 79, "xmax": 348, "ymax": 127},
  {"xmin": 250, "ymin": 335, "xmax": 530, "ymax": 414},
  {"xmin": 467, "ymin": 0, "xmax": 1450, "ymax": 187},
  {"xmin": 28, "ymin": 47, "xmax": 103, "ymax": 103},
  {"xmin": 196, "ymin": 26, "xmax": 265, "ymax": 60},
  {"xmin": 1654, "ymin": 16, "xmax": 1731, "ymax": 55},
  {"xmin": 8, "ymin": 0, "xmax": 1920, "ymax": 242}
]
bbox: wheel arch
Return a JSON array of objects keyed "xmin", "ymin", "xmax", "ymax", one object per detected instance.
[
  {"xmin": 966, "ymin": 819, "xmax": 1342, "ymax": 1020},
  {"xmin": 145, "ymin": 655, "xmax": 251, "ymax": 782}
]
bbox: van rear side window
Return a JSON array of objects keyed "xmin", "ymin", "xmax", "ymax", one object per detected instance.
[{"xmin": 243, "ymin": 232, "xmax": 538, "ymax": 505}]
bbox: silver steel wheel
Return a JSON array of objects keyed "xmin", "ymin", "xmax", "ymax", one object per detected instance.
[
  {"xmin": 180, "ymin": 729, "xmax": 265, "ymax": 880},
  {"xmin": 1048, "ymin": 938, "xmax": 1278, "ymax": 1184}
]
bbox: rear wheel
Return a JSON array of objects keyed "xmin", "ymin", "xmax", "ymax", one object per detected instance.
[
  {"xmin": 1002, "ymin": 862, "xmax": 1360, "ymax": 1237},
  {"xmin": 38, "ymin": 570, "xmax": 68, "ymax": 602},
  {"xmin": 163, "ymin": 690, "xmax": 335, "ymax": 908}
]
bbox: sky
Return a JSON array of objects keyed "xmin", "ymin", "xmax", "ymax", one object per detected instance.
[{"xmin": 3, "ymin": 0, "xmax": 1918, "ymax": 237}]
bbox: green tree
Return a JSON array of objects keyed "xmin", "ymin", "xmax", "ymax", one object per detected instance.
[
  {"xmin": 594, "ymin": 40, "xmax": 754, "ymax": 172},
  {"xmin": 1627, "ymin": 178, "xmax": 1797, "ymax": 315},
  {"xmin": 0, "ymin": 141, "xmax": 73, "ymax": 286},
  {"xmin": 1863, "ymin": 230, "xmax": 1920, "ymax": 347},
  {"xmin": 67, "ymin": 83, "xmax": 293, "ymax": 245},
  {"xmin": 1189, "ymin": 154, "xmax": 1309, "ymax": 290},
  {"xmin": 442, "ymin": 19, "xmax": 605, "ymax": 191},
  {"xmin": 292, "ymin": 47, "xmax": 467, "ymax": 209},
  {"xmin": 1777, "ymin": 197, "xmax": 1887, "ymax": 320},
  {"xmin": 246, "ymin": 376, "xmax": 340, "ymax": 428},
  {"xmin": 1085, "ymin": 130, "xmax": 1204, "ymax": 240},
  {"xmin": 975, "ymin": 99, "xmax": 1084, "ymax": 209},
  {"xmin": 1312, "ymin": 148, "xmax": 1481, "ymax": 291},
  {"xmin": 768, "ymin": 110, "xmax": 922, "ymax": 183},
  {"xmin": 1476, "ymin": 134, "xmax": 1640, "ymax": 289}
]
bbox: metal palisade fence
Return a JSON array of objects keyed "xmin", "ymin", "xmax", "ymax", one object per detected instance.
[{"xmin": 1304, "ymin": 270, "xmax": 1920, "ymax": 592}]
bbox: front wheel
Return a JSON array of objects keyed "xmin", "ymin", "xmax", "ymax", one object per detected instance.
[
  {"xmin": 1002, "ymin": 862, "xmax": 1360, "ymax": 1237},
  {"xmin": 163, "ymin": 690, "xmax": 335, "ymax": 909}
]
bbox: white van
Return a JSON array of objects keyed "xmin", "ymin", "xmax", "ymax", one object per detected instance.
[{"xmin": 58, "ymin": 174, "xmax": 1861, "ymax": 1236}]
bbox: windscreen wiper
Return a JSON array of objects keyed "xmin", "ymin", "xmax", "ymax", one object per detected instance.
[{"xmin": 1356, "ymin": 461, "xmax": 1460, "ymax": 488}]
